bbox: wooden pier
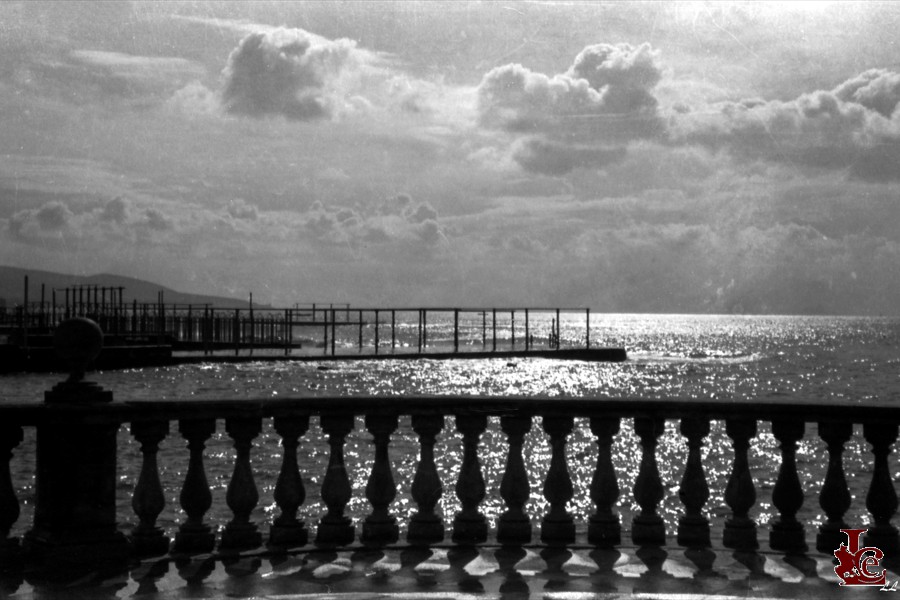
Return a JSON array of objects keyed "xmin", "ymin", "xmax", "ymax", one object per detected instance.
[{"xmin": 0, "ymin": 281, "xmax": 626, "ymax": 370}]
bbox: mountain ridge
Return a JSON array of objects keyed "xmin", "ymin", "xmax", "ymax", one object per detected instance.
[{"xmin": 0, "ymin": 266, "xmax": 261, "ymax": 308}]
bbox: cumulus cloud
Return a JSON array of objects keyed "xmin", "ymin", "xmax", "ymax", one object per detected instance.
[
  {"xmin": 226, "ymin": 198, "xmax": 259, "ymax": 220},
  {"xmin": 221, "ymin": 28, "xmax": 379, "ymax": 120},
  {"xmin": 478, "ymin": 43, "xmax": 663, "ymax": 136},
  {"xmin": 304, "ymin": 195, "xmax": 445, "ymax": 246},
  {"xmin": 476, "ymin": 43, "xmax": 663, "ymax": 175},
  {"xmin": 674, "ymin": 68, "xmax": 900, "ymax": 181}
]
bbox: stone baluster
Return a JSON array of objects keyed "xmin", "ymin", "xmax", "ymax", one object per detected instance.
[
  {"xmin": 588, "ymin": 417, "xmax": 621, "ymax": 546},
  {"xmin": 1, "ymin": 425, "xmax": 23, "ymax": 558},
  {"xmin": 770, "ymin": 419, "xmax": 806, "ymax": 552},
  {"xmin": 453, "ymin": 414, "xmax": 488, "ymax": 544},
  {"xmin": 863, "ymin": 422, "xmax": 899, "ymax": 553},
  {"xmin": 315, "ymin": 414, "xmax": 355, "ymax": 546},
  {"xmin": 632, "ymin": 417, "xmax": 666, "ymax": 546},
  {"xmin": 408, "ymin": 414, "xmax": 444, "ymax": 544},
  {"xmin": 723, "ymin": 418, "xmax": 758, "ymax": 550},
  {"xmin": 220, "ymin": 417, "xmax": 262, "ymax": 550},
  {"xmin": 816, "ymin": 420, "xmax": 853, "ymax": 553},
  {"xmin": 498, "ymin": 414, "xmax": 532, "ymax": 544},
  {"xmin": 677, "ymin": 417, "xmax": 710, "ymax": 548},
  {"xmin": 270, "ymin": 415, "xmax": 310, "ymax": 548},
  {"xmin": 541, "ymin": 415, "xmax": 575, "ymax": 544},
  {"xmin": 129, "ymin": 420, "xmax": 170, "ymax": 556},
  {"xmin": 362, "ymin": 413, "xmax": 400, "ymax": 545},
  {"xmin": 173, "ymin": 418, "xmax": 217, "ymax": 554}
]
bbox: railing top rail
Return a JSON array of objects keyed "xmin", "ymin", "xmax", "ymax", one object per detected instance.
[{"xmin": 1, "ymin": 394, "xmax": 898, "ymax": 426}]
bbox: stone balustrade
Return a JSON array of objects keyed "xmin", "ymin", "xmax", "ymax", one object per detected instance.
[{"xmin": 2, "ymin": 392, "xmax": 898, "ymax": 571}]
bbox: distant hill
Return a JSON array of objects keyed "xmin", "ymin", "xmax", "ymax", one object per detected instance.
[{"xmin": 0, "ymin": 266, "xmax": 259, "ymax": 309}]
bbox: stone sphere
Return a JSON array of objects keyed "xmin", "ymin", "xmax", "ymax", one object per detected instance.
[{"xmin": 53, "ymin": 317, "xmax": 103, "ymax": 369}]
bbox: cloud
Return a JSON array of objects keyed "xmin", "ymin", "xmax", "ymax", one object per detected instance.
[
  {"xmin": 221, "ymin": 27, "xmax": 380, "ymax": 120},
  {"xmin": 304, "ymin": 196, "xmax": 445, "ymax": 246},
  {"xmin": 475, "ymin": 42, "xmax": 664, "ymax": 175},
  {"xmin": 674, "ymin": 68, "xmax": 900, "ymax": 181},
  {"xmin": 226, "ymin": 198, "xmax": 258, "ymax": 220},
  {"xmin": 477, "ymin": 43, "xmax": 664, "ymax": 139}
]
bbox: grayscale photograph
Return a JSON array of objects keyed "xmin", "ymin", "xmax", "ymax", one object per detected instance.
[{"xmin": 1, "ymin": 1, "xmax": 900, "ymax": 598}]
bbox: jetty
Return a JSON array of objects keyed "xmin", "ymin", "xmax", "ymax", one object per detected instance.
[{"xmin": 0, "ymin": 279, "xmax": 626, "ymax": 372}]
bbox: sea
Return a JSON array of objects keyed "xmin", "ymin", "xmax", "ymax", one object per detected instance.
[{"xmin": 4, "ymin": 313, "xmax": 900, "ymax": 542}]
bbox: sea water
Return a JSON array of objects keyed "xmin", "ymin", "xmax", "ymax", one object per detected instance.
[{"xmin": 3, "ymin": 313, "xmax": 900, "ymax": 541}]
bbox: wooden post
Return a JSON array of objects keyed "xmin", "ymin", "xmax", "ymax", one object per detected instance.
[
  {"xmin": 422, "ymin": 310, "xmax": 427, "ymax": 349},
  {"xmin": 492, "ymin": 308, "xmax": 497, "ymax": 351},
  {"xmin": 40, "ymin": 283, "xmax": 45, "ymax": 329},
  {"xmin": 391, "ymin": 310, "xmax": 396, "ymax": 350},
  {"xmin": 65, "ymin": 288, "xmax": 70, "ymax": 319},
  {"xmin": 555, "ymin": 308, "xmax": 561, "ymax": 350},
  {"xmin": 454, "ymin": 309, "xmax": 459, "ymax": 353},
  {"xmin": 285, "ymin": 309, "xmax": 291, "ymax": 356},
  {"xmin": 586, "ymin": 308, "xmax": 591, "ymax": 349},
  {"xmin": 323, "ymin": 306, "xmax": 329, "ymax": 355},
  {"xmin": 482, "ymin": 311, "xmax": 487, "ymax": 347},
  {"xmin": 374, "ymin": 310, "xmax": 379, "ymax": 355},
  {"xmin": 248, "ymin": 293, "xmax": 254, "ymax": 357},
  {"xmin": 510, "ymin": 310, "xmax": 515, "ymax": 348},
  {"xmin": 331, "ymin": 308, "xmax": 336, "ymax": 356},
  {"xmin": 417, "ymin": 310, "xmax": 422, "ymax": 353},
  {"xmin": 525, "ymin": 309, "xmax": 530, "ymax": 351},
  {"xmin": 51, "ymin": 289, "xmax": 56, "ymax": 328},
  {"xmin": 358, "ymin": 310, "xmax": 363, "ymax": 352}
]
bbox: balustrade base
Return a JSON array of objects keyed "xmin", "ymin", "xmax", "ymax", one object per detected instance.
[
  {"xmin": 268, "ymin": 523, "xmax": 308, "ymax": 548},
  {"xmin": 407, "ymin": 514, "xmax": 444, "ymax": 545},
  {"xmin": 23, "ymin": 529, "xmax": 130, "ymax": 567},
  {"xmin": 769, "ymin": 520, "xmax": 807, "ymax": 553},
  {"xmin": 362, "ymin": 517, "xmax": 400, "ymax": 546},
  {"xmin": 816, "ymin": 523, "xmax": 847, "ymax": 554},
  {"xmin": 497, "ymin": 513, "xmax": 532, "ymax": 545},
  {"xmin": 173, "ymin": 525, "xmax": 216, "ymax": 555},
  {"xmin": 540, "ymin": 515, "xmax": 575, "ymax": 546},
  {"xmin": 632, "ymin": 515, "xmax": 666, "ymax": 546},
  {"xmin": 129, "ymin": 527, "xmax": 171, "ymax": 557},
  {"xmin": 723, "ymin": 517, "xmax": 759, "ymax": 551},
  {"xmin": 865, "ymin": 525, "xmax": 900, "ymax": 555},
  {"xmin": 588, "ymin": 515, "xmax": 621, "ymax": 547},
  {"xmin": 676, "ymin": 515, "xmax": 710, "ymax": 548},
  {"xmin": 220, "ymin": 522, "xmax": 262, "ymax": 550},
  {"xmin": 315, "ymin": 516, "xmax": 354, "ymax": 547},
  {"xmin": 452, "ymin": 514, "xmax": 488, "ymax": 544}
]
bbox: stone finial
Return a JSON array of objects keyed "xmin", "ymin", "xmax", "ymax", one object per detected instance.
[{"xmin": 45, "ymin": 317, "xmax": 111, "ymax": 403}]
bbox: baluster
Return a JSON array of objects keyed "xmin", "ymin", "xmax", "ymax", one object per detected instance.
[
  {"xmin": 541, "ymin": 415, "xmax": 575, "ymax": 544},
  {"xmin": 723, "ymin": 418, "xmax": 758, "ymax": 550},
  {"xmin": 173, "ymin": 418, "xmax": 217, "ymax": 554},
  {"xmin": 864, "ymin": 422, "xmax": 899, "ymax": 553},
  {"xmin": 408, "ymin": 414, "xmax": 444, "ymax": 544},
  {"xmin": 362, "ymin": 413, "xmax": 399, "ymax": 545},
  {"xmin": 770, "ymin": 419, "xmax": 806, "ymax": 552},
  {"xmin": 221, "ymin": 417, "xmax": 263, "ymax": 549},
  {"xmin": 816, "ymin": 420, "xmax": 853, "ymax": 553},
  {"xmin": 498, "ymin": 414, "xmax": 532, "ymax": 544},
  {"xmin": 677, "ymin": 417, "xmax": 710, "ymax": 548},
  {"xmin": 270, "ymin": 415, "xmax": 310, "ymax": 548},
  {"xmin": 632, "ymin": 417, "xmax": 666, "ymax": 546},
  {"xmin": 130, "ymin": 420, "xmax": 170, "ymax": 556},
  {"xmin": 453, "ymin": 414, "xmax": 488, "ymax": 544},
  {"xmin": 588, "ymin": 417, "xmax": 621, "ymax": 546},
  {"xmin": 315, "ymin": 414, "xmax": 355, "ymax": 546},
  {"xmin": 1, "ymin": 425, "xmax": 23, "ymax": 557}
]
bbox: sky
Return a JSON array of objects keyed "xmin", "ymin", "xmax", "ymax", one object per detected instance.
[{"xmin": 2, "ymin": 1, "xmax": 900, "ymax": 314}]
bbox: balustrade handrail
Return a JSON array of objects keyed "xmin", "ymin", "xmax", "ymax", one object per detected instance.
[{"xmin": 1, "ymin": 394, "xmax": 898, "ymax": 425}]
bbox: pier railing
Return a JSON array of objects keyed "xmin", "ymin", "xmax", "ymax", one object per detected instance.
[{"xmin": 3, "ymin": 389, "xmax": 898, "ymax": 569}]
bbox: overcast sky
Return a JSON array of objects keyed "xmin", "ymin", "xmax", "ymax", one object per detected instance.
[{"xmin": 2, "ymin": 1, "xmax": 900, "ymax": 314}]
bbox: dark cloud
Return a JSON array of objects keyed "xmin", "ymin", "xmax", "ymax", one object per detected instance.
[
  {"xmin": 513, "ymin": 138, "xmax": 627, "ymax": 175},
  {"xmin": 566, "ymin": 43, "xmax": 661, "ymax": 113},
  {"xmin": 101, "ymin": 197, "xmax": 129, "ymax": 223},
  {"xmin": 221, "ymin": 28, "xmax": 356, "ymax": 120}
]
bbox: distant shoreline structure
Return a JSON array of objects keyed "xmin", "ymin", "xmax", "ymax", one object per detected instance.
[{"xmin": 0, "ymin": 273, "xmax": 626, "ymax": 373}]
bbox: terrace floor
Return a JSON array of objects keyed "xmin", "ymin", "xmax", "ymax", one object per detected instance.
[{"xmin": 1, "ymin": 542, "xmax": 888, "ymax": 600}]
